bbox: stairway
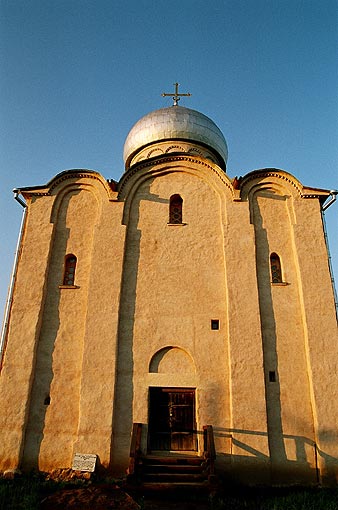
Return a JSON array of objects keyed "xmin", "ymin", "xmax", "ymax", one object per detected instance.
[
  {"xmin": 143, "ymin": 454, "xmax": 207, "ymax": 487},
  {"xmin": 127, "ymin": 453, "xmax": 215, "ymax": 493},
  {"xmin": 126, "ymin": 424, "xmax": 217, "ymax": 493}
]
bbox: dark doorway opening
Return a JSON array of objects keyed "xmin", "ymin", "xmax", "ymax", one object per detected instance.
[{"xmin": 149, "ymin": 388, "xmax": 197, "ymax": 451}]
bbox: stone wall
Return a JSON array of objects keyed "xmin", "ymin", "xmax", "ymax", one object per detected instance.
[{"xmin": 0, "ymin": 163, "xmax": 337, "ymax": 485}]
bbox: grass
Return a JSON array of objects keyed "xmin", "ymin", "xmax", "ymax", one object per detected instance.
[
  {"xmin": 0, "ymin": 473, "xmax": 85, "ymax": 510},
  {"xmin": 209, "ymin": 487, "xmax": 338, "ymax": 510},
  {"xmin": 0, "ymin": 475, "xmax": 337, "ymax": 510},
  {"xmin": 0, "ymin": 474, "xmax": 45, "ymax": 510}
]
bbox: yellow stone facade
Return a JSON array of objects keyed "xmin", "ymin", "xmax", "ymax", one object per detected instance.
[{"xmin": 0, "ymin": 106, "xmax": 337, "ymax": 486}]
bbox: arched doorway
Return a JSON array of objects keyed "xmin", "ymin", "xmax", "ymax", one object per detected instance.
[{"xmin": 148, "ymin": 347, "xmax": 197, "ymax": 452}]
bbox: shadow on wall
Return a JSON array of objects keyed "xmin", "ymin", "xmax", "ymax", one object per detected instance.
[
  {"xmin": 212, "ymin": 426, "xmax": 338, "ymax": 485},
  {"xmin": 21, "ymin": 191, "xmax": 81, "ymax": 470},
  {"xmin": 251, "ymin": 190, "xmax": 287, "ymax": 481},
  {"xmin": 111, "ymin": 177, "xmax": 169, "ymax": 471}
]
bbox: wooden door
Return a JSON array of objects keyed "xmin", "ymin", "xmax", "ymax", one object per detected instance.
[{"xmin": 149, "ymin": 388, "xmax": 196, "ymax": 451}]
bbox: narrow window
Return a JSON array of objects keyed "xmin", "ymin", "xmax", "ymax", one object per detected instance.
[
  {"xmin": 211, "ymin": 319, "xmax": 220, "ymax": 330},
  {"xmin": 63, "ymin": 254, "xmax": 77, "ymax": 286},
  {"xmin": 169, "ymin": 194, "xmax": 183, "ymax": 224},
  {"xmin": 270, "ymin": 253, "xmax": 282, "ymax": 283},
  {"xmin": 269, "ymin": 371, "xmax": 276, "ymax": 382}
]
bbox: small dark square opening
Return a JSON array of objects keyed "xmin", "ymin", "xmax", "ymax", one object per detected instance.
[
  {"xmin": 211, "ymin": 319, "xmax": 219, "ymax": 330},
  {"xmin": 44, "ymin": 396, "xmax": 51, "ymax": 405},
  {"xmin": 269, "ymin": 371, "xmax": 276, "ymax": 382}
]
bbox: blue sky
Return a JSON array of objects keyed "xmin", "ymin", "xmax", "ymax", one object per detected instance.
[{"xmin": 0, "ymin": 0, "xmax": 337, "ymax": 315}]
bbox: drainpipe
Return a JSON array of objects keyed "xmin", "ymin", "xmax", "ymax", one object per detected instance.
[
  {"xmin": 321, "ymin": 190, "xmax": 338, "ymax": 317},
  {"xmin": 0, "ymin": 190, "xmax": 27, "ymax": 370},
  {"xmin": 322, "ymin": 189, "xmax": 337, "ymax": 211}
]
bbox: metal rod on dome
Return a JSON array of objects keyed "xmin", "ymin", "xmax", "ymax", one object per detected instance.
[{"xmin": 162, "ymin": 82, "xmax": 191, "ymax": 106}]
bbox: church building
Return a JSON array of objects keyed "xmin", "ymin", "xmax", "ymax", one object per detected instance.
[{"xmin": 0, "ymin": 91, "xmax": 337, "ymax": 486}]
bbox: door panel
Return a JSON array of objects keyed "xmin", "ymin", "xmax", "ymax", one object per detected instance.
[
  {"xmin": 169, "ymin": 391, "xmax": 195, "ymax": 450},
  {"xmin": 149, "ymin": 388, "xmax": 196, "ymax": 451},
  {"xmin": 149, "ymin": 388, "xmax": 170, "ymax": 450}
]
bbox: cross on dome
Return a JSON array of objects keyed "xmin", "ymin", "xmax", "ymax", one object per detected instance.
[{"xmin": 162, "ymin": 82, "xmax": 191, "ymax": 106}]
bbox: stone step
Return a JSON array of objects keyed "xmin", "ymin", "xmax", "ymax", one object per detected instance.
[
  {"xmin": 142, "ymin": 455, "xmax": 203, "ymax": 466},
  {"xmin": 143, "ymin": 472, "xmax": 206, "ymax": 483},
  {"xmin": 143, "ymin": 463, "xmax": 203, "ymax": 474}
]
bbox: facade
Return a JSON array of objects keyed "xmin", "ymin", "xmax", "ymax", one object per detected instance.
[{"xmin": 0, "ymin": 104, "xmax": 337, "ymax": 486}]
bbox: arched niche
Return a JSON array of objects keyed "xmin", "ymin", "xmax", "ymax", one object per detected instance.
[{"xmin": 149, "ymin": 346, "xmax": 196, "ymax": 374}]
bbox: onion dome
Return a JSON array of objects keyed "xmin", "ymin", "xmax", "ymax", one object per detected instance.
[{"xmin": 123, "ymin": 106, "xmax": 228, "ymax": 170}]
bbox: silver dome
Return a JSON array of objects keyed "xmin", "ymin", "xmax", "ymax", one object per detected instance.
[{"xmin": 123, "ymin": 106, "xmax": 228, "ymax": 169}]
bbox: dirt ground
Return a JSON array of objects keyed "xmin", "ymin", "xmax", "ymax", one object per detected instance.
[
  {"xmin": 40, "ymin": 485, "xmax": 140, "ymax": 510},
  {"xmin": 39, "ymin": 485, "xmax": 210, "ymax": 510}
]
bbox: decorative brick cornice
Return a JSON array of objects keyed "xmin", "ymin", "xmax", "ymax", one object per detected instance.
[
  {"xmin": 240, "ymin": 169, "xmax": 303, "ymax": 194},
  {"xmin": 118, "ymin": 154, "xmax": 232, "ymax": 198},
  {"xmin": 21, "ymin": 170, "xmax": 112, "ymax": 198},
  {"xmin": 48, "ymin": 171, "xmax": 103, "ymax": 193},
  {"xmin": 239, "ymin": 169, "xmax": 331, "ymax": 203}
]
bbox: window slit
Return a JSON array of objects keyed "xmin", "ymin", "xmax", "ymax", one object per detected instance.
[
  {"xmin": 270, "ymin": 253, "xmax": 282, "ymax": 283},
  {"xmin": 63, "ymin": 254, "xmax": 77, "ymax": 286},
  {"xmin": 169, "ymin": 194, "xmax": 183, "ymax": 224}
]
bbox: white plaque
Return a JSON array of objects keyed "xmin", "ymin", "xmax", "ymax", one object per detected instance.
[{"xmin": 72, "ymin": 453, "xmax": 97, "ymax": 472}]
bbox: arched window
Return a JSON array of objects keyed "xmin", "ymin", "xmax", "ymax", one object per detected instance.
[
  {"xmin": 63, "ymin": 254, "xmax": 77, "ymax": 286},
  {"xmin": 169, "ymin": 194, "xmax": 183, "ymax": 224},
  {"xmin": 270, "ymin": 253, "xmax": 282, "ymax": 283}
]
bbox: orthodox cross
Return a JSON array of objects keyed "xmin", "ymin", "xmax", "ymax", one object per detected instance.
[{"xmin": 162, "ymin": 82, "xmax": 191, "ymax": 106}]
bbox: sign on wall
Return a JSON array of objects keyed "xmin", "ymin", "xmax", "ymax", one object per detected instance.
[{"xmin": 72, "ymin": 453, "xmax": 97, "ymax": 472}]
